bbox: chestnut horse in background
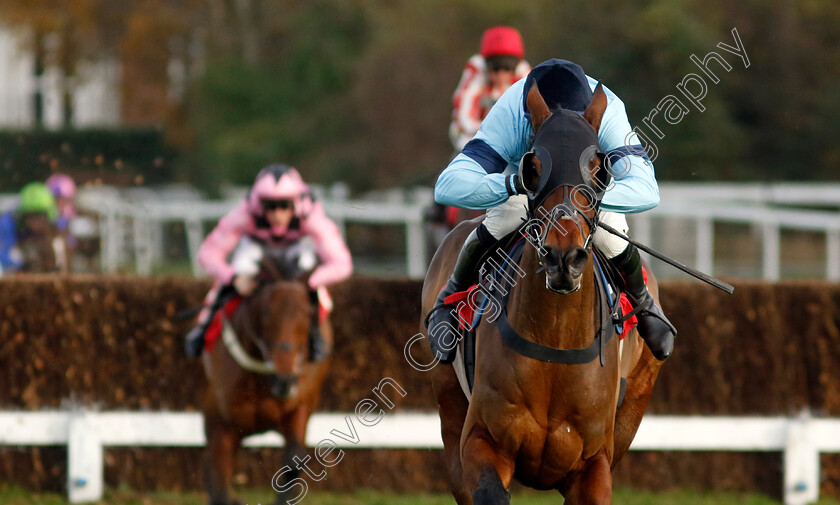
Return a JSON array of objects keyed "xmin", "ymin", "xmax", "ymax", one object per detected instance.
[
  {"xmin": 202, "ymin": 251, "xmax": 331, "ymax": 505},
  {"xmin": 423, "ymin": 83, "xmax": 666, "ymax": 504}
]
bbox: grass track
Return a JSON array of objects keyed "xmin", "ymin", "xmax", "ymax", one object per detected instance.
[{"xmin": 2, "ymin": 486, "xmax": 840, "ymax": 505}]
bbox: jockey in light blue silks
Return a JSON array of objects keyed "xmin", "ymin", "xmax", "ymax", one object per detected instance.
[{"xmin": 426, "ymin": 59, "xmax": 677, "ymax": 364}]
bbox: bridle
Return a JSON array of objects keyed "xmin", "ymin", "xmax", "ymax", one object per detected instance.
[
  {"xmin": 525, "ymin": 187, "xmax": 601, "ymax": 257},
  {"xmin": 518, "ymin": 111, "xmax": 610, "ymax": 261}
]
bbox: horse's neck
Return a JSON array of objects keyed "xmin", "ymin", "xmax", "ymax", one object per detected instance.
[{"xmin": 508, "ymin": 247, "xmax": 597, "ymax": 348}]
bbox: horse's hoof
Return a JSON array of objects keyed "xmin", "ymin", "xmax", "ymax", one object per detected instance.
[{"xmin": 473, "ymin": 472, "xmax": 510, "ymax": 505}]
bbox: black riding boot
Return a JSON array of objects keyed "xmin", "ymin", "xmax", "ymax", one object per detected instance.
[
  {"xmin": 425, "ymin": 227, "xmax": 492, "ymax": 364},
  {"xmin": 184, "ymin": 285, "xmax": 236, "ymax": 358},
  {"xmin": 308, "ymin": 289, "xmax": 328, "ymax": 362},
  {"xmin": 184, "ymin": 324, "xmax": 208, "ymax": 358},
  {"xmin": 610, "ymin": 244, "xmax": 677, "ymax": 360}
]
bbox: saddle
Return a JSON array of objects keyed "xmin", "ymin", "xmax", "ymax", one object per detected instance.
[{"xmin": 449, "ymin": 231, "xmax": 640, "ymax": 403}]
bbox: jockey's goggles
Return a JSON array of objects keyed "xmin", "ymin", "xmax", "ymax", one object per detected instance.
[
  {"xmin": 486, "ymin": 56, "xmax": 519, "ymax": 73},
  {"xmin": 262, "ymin": 199, "xmax": 295, "ymax": 211}
]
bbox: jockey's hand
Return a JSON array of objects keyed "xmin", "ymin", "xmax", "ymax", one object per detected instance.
[{"xmin": 232, "ymin": 274, "xmax": 258, "ymax": 297}]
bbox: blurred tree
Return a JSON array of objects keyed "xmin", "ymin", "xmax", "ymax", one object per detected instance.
[{"xmin": 188, "ymin": 0, "xmax": 368, "ymax": 189}]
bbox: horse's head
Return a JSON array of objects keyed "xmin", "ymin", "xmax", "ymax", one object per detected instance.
[
  {"xmin": 232, "ymin": 246, "xmax": 320, "ymax": 398},
  {"xmin": 520, "ymin": 80, "xmax": 610, "ymax": 294},
  {"xmin": 250, "ymin": 279, "xmax": 313, "ymax": 398}
]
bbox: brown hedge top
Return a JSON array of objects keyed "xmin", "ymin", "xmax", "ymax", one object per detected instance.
[{"xmin": 1, "ymin": 275, "xmax": 839, "ymax": 416}]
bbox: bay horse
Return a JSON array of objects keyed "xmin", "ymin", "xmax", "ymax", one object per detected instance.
[
  {"xmin": 201, "ymin": 248, "xmax": 331, "ymax": 505},
  {"xmin": 423, "ymin": 82, "xmax": 666, "ymax": 504}
]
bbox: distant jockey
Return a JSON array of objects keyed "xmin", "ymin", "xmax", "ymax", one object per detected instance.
[
  {"xmin": 431, "ymin": 27, "xmax": 533, "ymax": 241},
  {"xmin": 184, "ymin": 164, "xmax": 353, "ymax": 360},
  {"xmin": 45, "ymin": 173, "xmax": 76, "ymax": 232},
  {"xmin": 449, "ymin": 26, "xmax": 532, "ymax": 151}
]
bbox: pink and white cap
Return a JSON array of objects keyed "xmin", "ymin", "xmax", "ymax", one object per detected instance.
[
  {"xmin": 247, "ymin": 164, "xmax": 314, "ymax": 218},
  {"xmin": 46, "ymin": 173, "xmax": 76, "ymax": 218},
  {"xmin": 46, "ymin": 173, "xmax": 76, "ymax": 199}
]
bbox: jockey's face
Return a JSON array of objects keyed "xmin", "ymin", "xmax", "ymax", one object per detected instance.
[
  {"xmin": 488, "ymin": 67, "xmax": 515, "ymax": 90},
  {"xmin": 486, "ymin": 56, "xmax": 518, "ymax": 90},
  {"xmin": 263, "ymin": 199, "xmax": 295, "ymax": 230}
]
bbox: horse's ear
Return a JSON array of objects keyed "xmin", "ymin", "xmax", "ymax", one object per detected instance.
[
  {"xmin": 583, "ymin": 83, "xmax": 608, "ymax": 134},
  {"xmin": 526, "ymin": 80, "xmax": 551, "ymax": 134}
]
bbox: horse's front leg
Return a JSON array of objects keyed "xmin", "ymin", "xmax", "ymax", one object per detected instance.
[
  {"xmin": 462, "ymin": 429, "xmax": 514, "ymax": 505},
  {"xmin": 561, "ymin": 451, "xmax": 612, "ymax": 505},
  {"xmin": 432, "ymin": 365, "xmax": 473, "ymax": 505},
  {"xmin": 204, "ymin": 418, "xmax": 243, "ymax": 505},
  {"xmin": 273, "ymin": 406, "xmax": 311, "ymax": 505}
]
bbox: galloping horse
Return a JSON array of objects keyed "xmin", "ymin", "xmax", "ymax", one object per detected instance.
[
  {"xmin": 201, "ymin": 247, "xmax": 331, "ymax": 505},
  {"xmin": 423, "ymin": 83, "xmax": 666, "ymax": 504}
]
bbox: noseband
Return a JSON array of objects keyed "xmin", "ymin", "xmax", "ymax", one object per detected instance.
[{"xmin": 526, "ymin": 190, "xmax": 600, "ymax": 257}]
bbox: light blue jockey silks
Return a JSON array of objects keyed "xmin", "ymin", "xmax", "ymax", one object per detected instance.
[{"xmin": 435, "ymin": 59, "xmax": 660, "ymax": 214}]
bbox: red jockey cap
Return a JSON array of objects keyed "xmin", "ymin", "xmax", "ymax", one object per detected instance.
[{"xmin": 480, "ymin": 26, "xmax": 525, "ymax": 59}]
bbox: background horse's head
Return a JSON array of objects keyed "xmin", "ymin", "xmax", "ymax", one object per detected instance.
[
  {"xmin": 236, "ymin": 250, "xmax": 317, "ymax": 398},
  {"xmin": 519, "ymin": 80, "xmax": 609, "ymax": 294}
]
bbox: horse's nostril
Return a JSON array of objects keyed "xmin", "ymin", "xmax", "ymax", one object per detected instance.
[
  {"xmin": 271, "ymin": 374, "xmax": 300, "ymax": 397},
  {"xmin": 565, "ymin": 248, "xmax": 589, "ymax": 276}
]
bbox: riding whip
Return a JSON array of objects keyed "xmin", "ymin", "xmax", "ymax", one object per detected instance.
[{"xmin": 598, "ymin": 221, "xmax": 735, "ymax": 294}]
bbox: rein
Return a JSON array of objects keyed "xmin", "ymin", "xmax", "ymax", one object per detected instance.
[
  {"xmin": 222, "ymin": 317, "xmax": 276, "ymax": 374},
  {"xmin": 220, "ymin": 279, "xmax": 311, "ymax": 376},
  {"xmin": 527, "ymin": 186, "xmax": 600, "ymax": 258}
]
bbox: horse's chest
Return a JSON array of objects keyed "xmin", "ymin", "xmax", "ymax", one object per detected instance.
[{"xmin": 508, "ymin": 417, "xmax": 606, "ymax": 486}]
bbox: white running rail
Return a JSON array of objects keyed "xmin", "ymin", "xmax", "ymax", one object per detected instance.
[{"xmin": 0, "ymin": 411, "xmax": 835, "ymax": 505}]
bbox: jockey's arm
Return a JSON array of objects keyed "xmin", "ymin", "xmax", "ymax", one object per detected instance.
[
  {"xmin": 301, "ymin": 202, "xmax": 353, "ymax": 290},
  {"xmin": 436, "ymin": 78, "xmax": 532, "ymax": 210},
  {"xmin": 591, "ymin": 79, "xmax": 660, "ymax": 214},
  {"xmin": 435, "ymin": 155, "xmax": 510, "ymax": 210},
  {"xmin": 197, "ymin": 201, "xmax": 251, "ymax": 285}
]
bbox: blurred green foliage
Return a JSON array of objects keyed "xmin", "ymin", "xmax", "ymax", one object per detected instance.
[{"xmin": 187, "ymin": 0, "xmax": 840, "ymax": 189}]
